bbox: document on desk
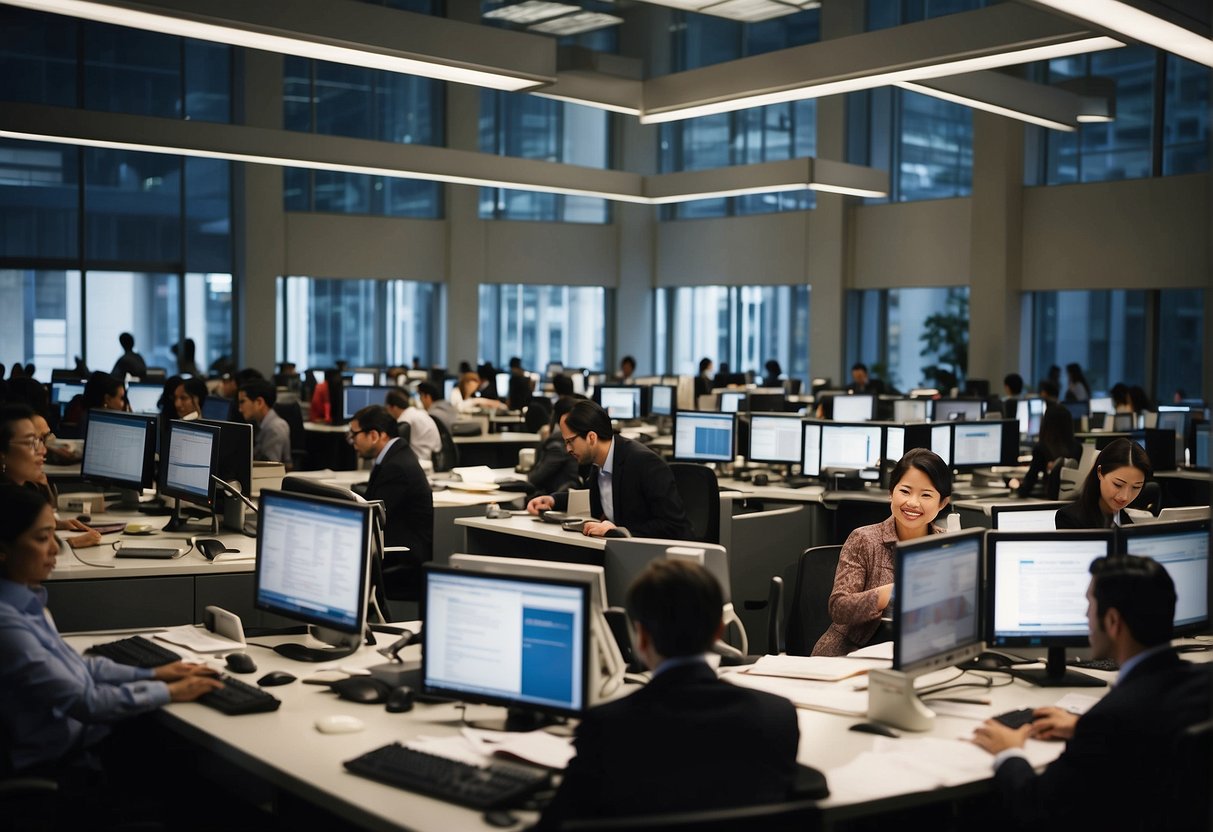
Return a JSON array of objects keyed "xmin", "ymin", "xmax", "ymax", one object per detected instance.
[
  {"xmin": 155, "ymin": 624, "xmax": 245, "ymax": 654},
  {"xmin": 461, "ymin": 727, "xmax": 575, "ymax": 770},
  {"xmin": 743, "ymin": 655, "xmax": 889, "ymax": 682},
  {"xmin": 725, "ymin": 671, "xmax": 868, "ymax": 716}
]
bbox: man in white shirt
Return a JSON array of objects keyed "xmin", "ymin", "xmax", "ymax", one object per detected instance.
[{"xmin": 384, "ymin": 389, "xmax": 440, "ymax": 466}]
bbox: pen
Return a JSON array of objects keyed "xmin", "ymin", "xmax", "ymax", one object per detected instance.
[{"xmin": 931, "ymin": 696, "xmax": 991, "ymax": 705}]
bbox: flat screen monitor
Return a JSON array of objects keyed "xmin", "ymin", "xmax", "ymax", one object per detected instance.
[
  {"xmin": 932, "ymin": 399, "xmax": 984, "ymax": 422},
  {"xmin": 255, "ymin": 489, "xmax": 373, "ymax": 646},
  {"xmin": 1112, "ymin": 413, "xmax": 1135, "ymax": 432},
  {"xmin": 81, "ymin": 409, "xmax": 156, "ymax": 491},
  {"xmin": 342, "ymin": 384, "xmax": 399, "ymax": 420},
  {"xmin": 672, "ymin": 411, "xmax": 734, "ymax": 463},
  {"xmin": 1117, "ymin": 520, "xmax": 1209, "ymax": 636},
  {"xmin": 159, "ymin": 419, "xmax": 220, "ymax": 508},
  {"xmin": 885, "ymin": 425, "xmax": 905, "ymax": 463},
  {"xmin": 495, "ymin": 372, "xmax": 511, "ymax": 399},
  {"xmin": 990, "ymin": 502, "xmax": 1067, "ymax": 531},
  {"xmin": 1062, "ymin": 400, "xmax": 1089, "ymax": 421},
  {"xmin": 1016, "ymin": 398, "xmax": 1044, "ymax": 438},
  {"xmin": 819, "ymin": 422, "xmax": 882, "ymax": 470},
  {"xmin": 931, "ymin": 423, "xmax": 952, "ymax": 466},
  {"xmin": 832, "ymin": 394, "xmax": 874, "ymax": 422},
  {"xmin": 648, "ymin": 384, "xmax": 675, "ymax": 417},
  {"xmin": 125, "ymin": 381, "xmax": 162, "ymax": 415},
  {"xmin": 748, "ymin": 393, "xmax": 786, "ymax": 414},
  {"xmin": 351, "ymin": 371, "xmax": 376, "ymax": 386},
  {"xmin": 1088, "ymin": 396, "xmax": 1114, "ymax": 415},
  {"xmin": 599, "ymin": 385, "xmax": 641, "ymax": 420},
  {"xmin": 718, "ymin": 391, "xmax": 746, "ymax": 414},
  {"xmin": 952, "ymin": 421, "xmax": 1003, "ymax": 468},
  {"xmin": 801, "ymin": 421, "xmax": 822, "ymax": 477},
  {"xmin": 51, "ymin": 381, "xmax": 85, "ymax": 405},
  {"xmin": 602, "ymin": 539, "xmax": 732, "ymax": 607},
  {"xmin": 893, "ymin": 528, "xmax": 983, "ymax": 675},
  {"xmin": 986, "ymin": 530, "xmax": 1115, "ymax": 687},
  {"xmin": 748, "ymin": 413, "xmax": 804, "ymax": 464},
  {"xmin": 892, "ymin": 399, "xmax": 929, "ymax": 422},
  {"xmin": 1195, "ymin": 424, "xmax": 1210, "ymax": 469},
  {"xmin": 196, "ymin": 418, "xmax": 254, "ymax": 496},
  {"xmin": 443, "ymin": 377, "xmax": 457, "ymax": 400},
  {"xmin": 422, "ymin": 565, "xmax": 590, "ymax": 725},
  {"xmin": 201, "ymin": 395, "xmax": 231, "ymax": 421},
  {"xmin": 1156, "ymin": 410, "xmax": 1188, "ymax": 440}
]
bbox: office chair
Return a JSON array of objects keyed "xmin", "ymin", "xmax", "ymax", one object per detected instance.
[
  {"xmin": 431, "ymin": 417, "xmax": 459, "ymax": 472},
  {"xmin": 765, "ymin": 575, "xmax": 785, "ymax": 655},
  {"xmin": 1045, "ymin": 457, "xmax": 1080, "ymax": 501},
  {"xmin": 0, "ymin": 775, "xmax": 58, "ymax": 832},
  {"xmin": 395, "ymin": 420, "xmax": 411, "ymax": 445},
  {"xmin": 524, "ymin": 399, "xmax": 552, "ymax": 433},
  {"xmin": 560, "ymin": 797, "xmax": 821, "ymax": 831},
  {"xmin": 669, "ymin": 463, "xmax": 720, "ymax": 544},
  {"xmin": 1163, "ymin": 719, "xmax": 1212, "ymax": 832},
  {"xmin": 1128, "ymin": 481, "xmax": 1163, "ymax": 516},
  {"xmin": 273, "ymin": 400, "xmax": 309, "ymax": 471},
  {"xmin": 783, "ymin": 545, "xmax": 842, "ymax": 656}
]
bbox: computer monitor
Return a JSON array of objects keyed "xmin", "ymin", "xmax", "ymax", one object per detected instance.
[
  {"xmin": 201, "ymin": 395, "xmax": 231, "ymax": 421},
  {"xmin": 801, "ymin": 421, "xmax": 822, "ymax": 477},
  {"xmin": 422, "ymin": 565, "xmax": 590, "ymax": 731},
  {"xmin": 869, "ymin": 528, "xmax": 983, "ymax": 731},
  {"xmin": 51, "ymin": 381, "xmax": 85, "ymax": 405},
  {"xmin": 598, "ymin": 385, "xmax": 641, "ymax": 420},
  {"xmin": 648, "ymin": 384, "xmax": 675, "ymax": 417},
  {"xmin": 672, "ymin": 411, "xmax": 734, "ymax": 463},
  {"xmin": 832, "ymin": 394, "xmax": 874, "ymax": 422},
  {"xmin": 818, "ymin": 422, "xmax": 883, "ymax": 471},
  {"xmin": 342, "ymin": 384, "xmax": 400, "ymax": 420},
  {"xmin": 717, "ymin": 390, "xmax": 746, "ymax": 414},
  {"xmin": 747, "ymin": 413, "xmax": 804, "ymax": 465},
  {"xmin": 1016, "ymin": 398, "xmax": 1044, "ymax": 438},
  {"xmin": 196, "ymin": 418, "xmax": 254, "ymax": 529},
  {"xmin": 747, "ymin": 392, "xmax": 787, "ymax": 414},
  {"xmin": 932, "ymin": 399, "xmax": 984, "ymax": 422},
  {"xmin": 443, "ymin": 377, "xmax": 457, "ymax": 400},
  {"xmin": 495, "ymin": 372, "xmax": 511, "ymax": 399},
  {"xmin": 990, "ymin": 502, "xmax": 1068, "ymax": 531},
  {"xmin": 892, "ymin": 399, "xmax": 929, "ymax": 423},
  {"xmin": 255, "ymin": 488, "xmax": 374, "ymax": 658},
  {"xmin": 1088, "ymin": 396, "xmax": 1114, "ymax": 416},
  {"xmin": 985, "ymin": 530, "xmax": 1115, "ymax": 687},
  {"xmin": 1156, "ymin": 410, "xmax": 1188, "ymax": 441},
  {"xmin": 1117, "ymin": 520, "xmax": 1209, "ymax": 636},
  {"xmin": 351, "ymin": 371, "xmax": 376, "ymax": 386},
  {"xmin": 1061, "ymin": 400, "xmax": 1089, "ymax": 423},
  {"xmin": 885, "ymin": 425, "xmax": 905, "ymax": 464},
  {"xmin": 125, "ymin": 381, "xmax": 162, "ymax": 415},
  {"xmin": 1112, "ymin": 413, "xmax": 1135, "ymax": 432},
  {"xmin": 951, "ymin": 421, "xmax": 1004, "ymax": 469},
  {"xmin": 931, "ymin": 423, "xmax": 952, "ymax": 465},
  {"xmin": 81, "ymin": 409, "xmax": 157, "ymax": 496},
  {"xmin": 158, "ymin": 419, "xmax": 221, "ymax": 532},
  {"xmin": 1195, "ymin": 424, "xmax": 1210, "ymax": 469}
]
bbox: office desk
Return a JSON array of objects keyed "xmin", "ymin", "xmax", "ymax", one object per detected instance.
[
  {"xmin": 453, "ymin": 432, "xmax": 541, "ymax": 468},
  {"xmin": 456, "ymin": 514, "xmax": 606, "ymax": 564},
  {"xmin": 1155, "ymin": 469, "xmax": 1211, "ymax": 507},
  {"xmin": 951, "ymin": 496, "xmax": 1057, "ymax": 529},
  {"xmin": 304, "ymin": 422, "xmax": 358, "ymax": 470}
]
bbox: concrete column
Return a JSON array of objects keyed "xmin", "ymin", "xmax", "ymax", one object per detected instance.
[
  {"xmin": 444, "ymin": 82, "xmax": 487, "ymax": 369},
  {"xmin": 614, "ymin": 108, "xmax": 659, "ymax": 376}
]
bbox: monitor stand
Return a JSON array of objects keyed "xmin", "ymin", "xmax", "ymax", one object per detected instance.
[
  {"xmin": 160, "ymin": 500, "xmax": 219, "ymax": 535},
  {"xmin": 1011, "ymin": 647, "xmax": 1106, "ymax": 688},
  {"xmin": 272, "ymin": 626, "xmax": 363, "ymax": 662},
  {"xmin": 466, "ymin": 708, "xmax": 566, "ymax": 734},
  {"xmin": 867, "ymin": 667, "xmax": 935, "ymax": 731}
]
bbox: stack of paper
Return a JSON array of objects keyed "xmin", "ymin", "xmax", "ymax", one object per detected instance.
[{"xmin": 744, "ymin": 654, "xmax": 890, "ymax": 682}]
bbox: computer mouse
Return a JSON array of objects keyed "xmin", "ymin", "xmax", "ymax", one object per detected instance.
[
  {"xmin": 123, "ymin": 522, "xmax": 157, "ymax": 535},
  {"xmin": 257, "ymin": 671, "xmax": 297, "ymax": 687},
  {"xmin": 752, "ymin": 474, "xmax": 769, "ymax": 486},
  {"xmin": 385, "ymin": 685, "xmax": 415, "ymax": 713},
  {"xmin": 482, "ymin": 809, "xmax": 518, "ymax": 828},
  {"xmin": 225, "ymin": 652, "xmax": 257, "ymax": 674},
  {"xmin": 315, "ymin": 714, "xmax": 364, "ymax": 735},
  {"xmin": 849, "ymin": 722, "xmax": 900, "ymax": 738},
  {"xmin": 76, "ymin": 514, "xmax": 92, "ymax": 524},
  {"xmin": 602, "ymin": 527, "xmax": 631, "ymax": 539},
  {"xmin": 330, "ymin": 676, "xmax": 391, "ymax": 704},
  {"xmin": 966, "ymin": 652, "xmax": 1015, "ymax": 671}
]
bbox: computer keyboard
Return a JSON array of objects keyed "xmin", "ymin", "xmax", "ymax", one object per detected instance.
[
  {"xmin": 1068, "ymin": 657, "xmax": 1120, "ymax": 672},
  {"xmin": 782, "ymin": 476, "xmax": 816, "ymax": 489},
  {"xmin": 85, "ymin": 635, "xmax": 181, "ymax": 668},
  {"xmin": 197, "ymin": 675, "xmax": 282, "ymax": 715},
  {"xmin": 992, "ymin": 707, "xmax": 1037, "ymax": 729},
  {"xmin": 344, "ymin": 743, "xmax": 551, "ymax": 810}
]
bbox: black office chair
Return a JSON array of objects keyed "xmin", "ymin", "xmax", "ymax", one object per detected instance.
[
  {"xmin": 1129, "ymin": 480, "xmax": 1163, "ymax": 516},
  {"xmin": 395, "ymin": 420, "xmax": 411, "ymax": 445},
  {"xmin": 560, "ymin": 797, "xmax": 821, "ymax": 831},
  {"xmin": 1163, "ymin": 719, "xmax": 1212, "ymax": 832},
  {"xmin": 524, "ymin": 399, "xmax": 552, "ymax": 433},
  {"xmin": 273, "ymin": 400, "xmax": 308, "ymax": 471},
  {"xmin": 0, "ymin": 775, "xmax": 59, "ymax": 832},
  {"xmin": 1044, "ymin": 457, "xmax": 1078, "ymax": 501},
  {"xmin": 669, "ymin": 462, "xmax": 720, "ymax": 544},
  {"xmin": 431, "ymin": 417, "xmax": 459, "ymax": 472},
  {"xmin": 783, "ymin": 545, "xmax": 842, "ymax": 656}
]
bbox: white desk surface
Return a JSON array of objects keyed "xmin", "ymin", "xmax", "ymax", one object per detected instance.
[
  {"xmin": 289, "ymin": 468, "xmax": 524, "ymax": 508},
  {"xmin": 1156, "ymin": 469, "xmax": 1212, "ymax": 482},
  {"xmin": 48, "ymin": 516, "xmax": 255, "ymax": 581},
  {"xmin": 454, "ymin": 514, "xmax": 607, "ymax": 551},
  {"xmin": 453, "ymin": 432, "xmax": 540, "ymax": 445}
]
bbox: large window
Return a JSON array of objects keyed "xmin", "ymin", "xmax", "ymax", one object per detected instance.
[
  {"xmin": 277, "ymin": 276, "xmax": 443, "ymax": 369},
  {"xmin": 0, "ymin": 269, "xmax": 82, "ymax": 373},
  {"xmin": 479, "ymin": 93, "xmax": 611, "ymax": 223},
  {"xmin": 847, "ymin": 287, "xmax": 969, "ymax": 392},
  {"xmin": 1027, "ymin": 289, "xmax": 1204, "ymax": 404},
  {"xmin": 865, "ymin": 0, "xmax": 990, "ymax": 31},
  {"xmin": 477, "ymin": 284, "xmax": 608, "ymax": 372},
  {"xmin": 656, "ymin": 285, "xmax": 810, "ymax": 386}
]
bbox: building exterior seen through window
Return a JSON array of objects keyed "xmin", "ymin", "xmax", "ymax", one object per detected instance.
[{"xmin": 478, "ymin": 285, "xmax": 608, "ymax": 373}]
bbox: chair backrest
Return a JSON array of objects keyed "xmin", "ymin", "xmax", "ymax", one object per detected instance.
[
  {"xmin": 524, "ymin": 399, "xmax": 552, "ymax": 433},
  {"xmin": 1163, "ymin": 719, "xmax": 1212, "ymax": 832},
  {"xmin": 395, "ymin": 420, "xmax": 412, "ymax": 444},
  {"xmin": 560, "ymin": 797, "xmax": 820, "ymax": 831},
  {"xmin": 431, "ymin": 416, "xmax": 458, "ymax": 472},
  {"xmin": 669, "ymin": 462, "xmax": 720, "ymax": 544},
  {"xmin": 1129, "ymin": 480, "xmax": 1163, "ymax": 516},
  {"xmin": 785, "ymin": 545, "xmax": 842, "ymax": 656},
  {"xmin": 273, "ymin": 400, "xmax": 308, "ymax": 469},
  {"xmin": 1052, "ymin": 457, "xmax": 1083, "ymax": 501},
  {"xmin": 766, "ymin": 575, "xmax": 785, "ymax": 655}
]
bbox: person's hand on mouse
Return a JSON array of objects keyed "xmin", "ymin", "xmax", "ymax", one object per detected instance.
[
  {"xmin": 971, "ymin": 719, "xmax": 1032, "ymax": 755},
  {"xmin": 1027, "ymin": 707, "xmax": 1077, "ymax": 741},
  {"xmin": 166, "ymin": 674, "xmax": 225, "ymax": 702},
  {"xmin": 62, "ymin": 517, "xmax": 91, "ymax": 532},
  {"xmin": 582, "ymin": 519, "xmax": 615, "ymax": 537},
  {"xmin": 154, "ymin": 661, "xmax": 219, "ymax": 682},
  {"xmin": 67, "ymin": 529, "xmax": 103, "ymax": 549},
  {"xmin": 527, "ymin": 495, "xmax": 555, "ymax": 515}
]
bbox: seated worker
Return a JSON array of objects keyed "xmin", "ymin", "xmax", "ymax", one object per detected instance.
[
  {"xmin": 535, "ymin": 560, "xmax": 800, "ymax": 829},
  {"xmin": 527, "ymin": 396, "xmax": 581, "ymax": 496},
  {"xmin": 1055, "ymin": 438, "xmax": 1151, "ymax": 529},
  {"xmin": 0, "ymin": 485, "xmax": 221, "ymax": 776},
  {"xmin": 384, "ymin": 389, "xmax": 441, "ymax": 465},
  {"xmin": 237, "ymin": 379, "xmax": 291, "ymax": 468},
  {"xmin": 506, "ymin": 356, "xmax": 534, "ymax": 410},
  {"xmin": 525, "ymin": 400, "xmax": 694, "ymax": 540},
  {"xmin": 1001, "ymin": 372, "xmax": 1024, "ymax": 418},
  {"xmin": 972, "ymin": 554, "xmax": 1211, "ymax": 832},
  {"xmin": 762, "ymin": 359, "xmax": 782, "ymax": 388},
  {"xmin": 1011, "ymin": 402, "xmax": 1081, "ymax": 498},
  {"xmin": 613, "ymin": 354, "xmax": 636, "ymax": 384},
  {"xmin": 348, "ymin": 406, "xmax": 433, "ymax": 596},
  {"xmin": 694, "ymin": 357, "xmax": 714, "ymax": 398},
  {"xmin": 417, "ymin": 381, "xmax": 457, "ymax": 431},
  {"xmin": 171, "ymin": 376, "xmax": 208, "ymax": 421},
  {"xmin": 847, "ymin": 362, "xmax": 886, "ymax": 396},
  {"xmin": 812, "ymin": 449, "xmax": 952, "ymax": 656},
  {"xmin": 451, "ymin": 371, "xmax": 505, "ymax": 413}
]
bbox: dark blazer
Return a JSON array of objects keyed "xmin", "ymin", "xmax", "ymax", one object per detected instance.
[
  {"xmin": 993, "ymin": 649, "xmax": 1211, "ymax": 832},
  {"xmin": 363, "ymin": 439, "xmax": 433, "ymax": 567},
  {"xmin": 537, "ymin": 662, "xmax": 800, "ymax": 829},
  {"xmin": 553, "ymin": 435, "xmax": 694, "ymax": 540},
  {"xmin": 1055, "ymin": 498, "xmax": 1133, "ymax": 530},
  {"xmin": 527, "ymin": 434, "xmax": 580, "ymax": 496},
  {"xmin": 1017, "ymin": 439, "xmax": 1082, "ymax": 498}
]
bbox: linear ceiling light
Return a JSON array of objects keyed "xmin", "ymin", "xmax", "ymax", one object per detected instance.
[
  {"xmin": 894, "ymin": 69, "xmax": 1100, "ymax": 132},
  {"xmin": 484, "ymin": 1, "xmax": 580, "ymax": 25},
  {"xmin": 897, "ymin": 81, "xmax": 1075, "ymax": 131},
  {"xmin": 528, "ymin": 12, "xmax": 623, "ymax": 36},
  {"xmin": 1027, "ymin": 0, "xmax": 1213, "ymax": 67},
  {"xmin": 1, "ymin": 0, "xmax": 555, "ymax": 91}
]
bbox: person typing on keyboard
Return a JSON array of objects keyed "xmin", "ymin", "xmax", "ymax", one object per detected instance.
[
  {"xmin": 0, "ymin": 486, "xmax": 222, "ymax": 781},
  {"xmin": 971, "ymin": 554, "xmax": 1212, "ymax": 831}
]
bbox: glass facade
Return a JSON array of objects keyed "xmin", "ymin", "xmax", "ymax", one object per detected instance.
[
  {"xmin": 866, "ymin": 0, "xmax": 990, "ymax": 31},
  {"xmin": 277, "ymin": 276, "xmax": 443, "ymax": 369},
  {"xmin": 478, "ymin": 284, "xmax": 608, "ymax": 372},
  {"xmin": 656, "ymin": 285, "xmax": 810, "ymax": 386},
  {"xmin": 846, "ymin": 287, "xmax": 970, "ymax": 392}
]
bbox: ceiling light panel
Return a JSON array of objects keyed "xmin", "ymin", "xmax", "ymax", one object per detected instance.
[
  {"xmin": 1027, "ymin": 0, "xmax": 1213, "ymax": 67},
  {"xmin": 629, "ymin": 0, "xmax": 720, "ymax": 11},
  {"xmin": 529, "ymin": 12, "xmax": 623, "ymax": 36},
  {"xmin": 485, "ymin": 1, "xmax": 580, "ymax": 25},
  {"xmin": 698, "ymin": 0, "xmax": 801, "ymax": 23}
]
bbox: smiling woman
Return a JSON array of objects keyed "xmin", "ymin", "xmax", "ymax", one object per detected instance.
[
  {"xmin": 1055, "ymin": 438, "xmax": 1152, "ymax": 530},
  {"xmin": 811, "ymin": 448, "xmax": 953, "ymax": 657}
]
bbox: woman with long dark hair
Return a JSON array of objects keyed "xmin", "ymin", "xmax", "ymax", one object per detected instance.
[{"xmin": 1055, "ymin": 438, "xmax": 1152, "ymax": 529}]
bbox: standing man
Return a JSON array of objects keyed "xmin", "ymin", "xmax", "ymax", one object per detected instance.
[
  {"xmin": 526, "ymin": 400, "xmax": 694, "ymax": 540},
  {"xmin": 506, "ymin": 357, "xmax": 534, "ymax": 411},
  {"xmin": 417, "ymin": 381, "xmax": 457, "ymax": 432},
  {"xmin": 384, "ymin": 389, "xmax": 441, "ymax": 466},
  {"xmin": 111, "ymin": 333, "xmax": 147, "ymax": 381},
  {"xmin": 237, "ymin": 379, "xmax": 291, "ymax": 468},
  {"xmin": 972, "ymin": 555, "xmax": 1211, "ymax": 831},
  {"xmin": 348, "ymin": 405, "xmax": 433, "ymax": 598}
]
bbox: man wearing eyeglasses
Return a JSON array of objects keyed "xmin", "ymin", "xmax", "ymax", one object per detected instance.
[
  {"xmin": 526, "ymin": 400, "xmax": 694, "ymax": 540},
  {"xmin": 348, "ymin": 405, "xmax": 433, "ymax": 599}
]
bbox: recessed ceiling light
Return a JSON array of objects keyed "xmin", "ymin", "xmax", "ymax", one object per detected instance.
[
  {"xmin": 698, "ymin": 0, "xmax": 802, "ymax": 23},
  {"xmin": 484, "ymin": 1, "xmax": 582, "ymax": 25},
  {"xmin": 529, "ymin": 12, "xmax": 624, "ymax": 36}
]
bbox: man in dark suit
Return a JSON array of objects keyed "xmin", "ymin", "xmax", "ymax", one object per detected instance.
[
  {"xmin": 525, "ymin": 400, "xmax": 694, "ymax": 539},
  {"xmin": 847, "ymin": 362, "xmax": 886, "ymax": 396},
  {"xmin": 536, "ymin": 560, "xmax": 800, "ymax": 829},
  {"xmin": 348, "ymin": 405, "xmax": 433, "ymax": 596},
  {"xmin": 972, "ymin": 554, "xmax": 1211, "ymax": 832}
]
